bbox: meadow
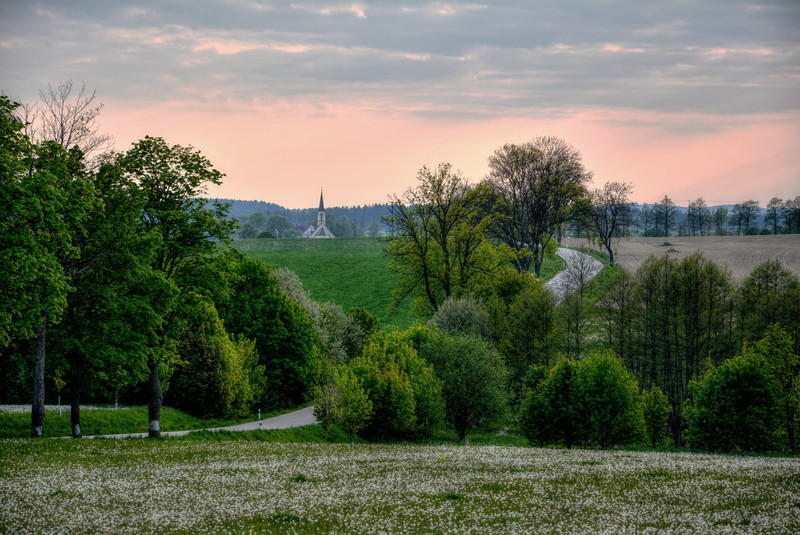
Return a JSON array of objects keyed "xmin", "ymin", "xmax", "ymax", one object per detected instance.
[
  {"xmin": 1, "ymin": 438, "xmax": 798, "ymax": 534},
  {"xmin": 234, "ymin": 237, "xmax": 564, "ymax": 329}
]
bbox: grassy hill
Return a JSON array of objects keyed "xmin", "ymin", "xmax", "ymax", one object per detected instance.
[
  {"xmin": 235, "ymin": 238, "xmax": 415, "ymax": 329},
  {"xmin": 235, "ymin": 237, "xmax": 566, "ymax": 330}
]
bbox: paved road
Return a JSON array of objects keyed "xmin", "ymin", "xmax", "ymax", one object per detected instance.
[
  {"xmin": 83, "ymin": 406, "xmax": 318, "ymax": 439},
  {"xmin": 545, "ymin": 248, "xmax": 604, "ymax": 304}
]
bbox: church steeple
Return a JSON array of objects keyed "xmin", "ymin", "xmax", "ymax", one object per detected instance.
[{"xmin": 310, "ymin": 188, "xmax": 334, "ymax": 238}]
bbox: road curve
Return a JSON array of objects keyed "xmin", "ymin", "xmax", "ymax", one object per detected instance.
[
  {"xmin": 82, "ymin": 406, "xmax": 318, "ymax": 439},
  {"xmin": 544, "ymin": 248, "xmax": 604, "ymax": 304}
]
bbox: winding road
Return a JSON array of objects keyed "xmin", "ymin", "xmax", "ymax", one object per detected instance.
[{"xmin": 544, "ymin": 248, "xmax": 604, "ymax": 304}]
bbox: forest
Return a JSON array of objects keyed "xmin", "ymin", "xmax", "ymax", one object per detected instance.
[{"xmin": 2, "ymin": 88, "xmax": 799, "ymax": 455}]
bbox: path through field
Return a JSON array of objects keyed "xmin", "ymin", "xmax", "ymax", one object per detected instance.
[{"xmin": 82, "ymin": 406, "xmax": 318, "ymax": 439}]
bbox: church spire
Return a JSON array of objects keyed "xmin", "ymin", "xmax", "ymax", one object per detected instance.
[{"xmin": 319, "ymin": 188, "xmax": 325, "ymax": 212}]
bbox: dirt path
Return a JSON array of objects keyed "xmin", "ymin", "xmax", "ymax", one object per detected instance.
[{"xmin": 82, "ymin": 406, "xmax": 318, "ymax": 439}]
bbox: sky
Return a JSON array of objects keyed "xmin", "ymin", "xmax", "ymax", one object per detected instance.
[{"xmin": 1, "ymin": 1, "xmax": 798, "ymax": 209}]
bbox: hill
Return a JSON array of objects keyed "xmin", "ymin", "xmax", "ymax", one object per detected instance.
[
  {"xmin": 234, "ymin": 238, "xmax": 415, "ymax": 329},
  {"xmin": 235, "ymin": 238, "xmax": 567, "ymax": 329}
]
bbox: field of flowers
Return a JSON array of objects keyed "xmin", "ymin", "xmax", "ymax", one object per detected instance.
[{"xmin": 1, "ymin": 439, "xmax": 798, "ymax": 534}]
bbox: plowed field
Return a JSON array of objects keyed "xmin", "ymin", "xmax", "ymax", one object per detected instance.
[{"xmin": 563, "ymin": 235, "xmax": 800, "ymax": 280}]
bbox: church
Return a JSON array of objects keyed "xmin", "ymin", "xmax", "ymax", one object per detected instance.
[{"xmin": 304, "ymin": 190, "xmax": 335, "ymax": 239}]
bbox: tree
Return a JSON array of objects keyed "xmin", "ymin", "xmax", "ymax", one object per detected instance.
[
  {"xmin": 653, "ymin": 195, "xmax": 677, "ymax": 237},
  {"xmin": 120, "ymin": 136, "xmax": 236, "ymax": 437},
  {"xmin": 333, "ymin": 366, "xmax": 372, "ymax": 442},
  {"xmin": 485, "ymin": 136, "xmax": 592, "ymax": 276},
  {"xmin": 608, "ymin": 253, "xmax": 736, "ymax": 446},
  {"xmin": 687, "ymin": 353, "xmax": 780, "ymax": 452},
  {"xmin": 584, "ymin": 181, "xmax": 633, "ymax": 266},
  {"xmin": 23, "ymin": 80, "xmax": 112, "ymax": 163},
  {"xmin": 781, "ymin": 196, "xmax": 800, "ymax": 234},
  {"xmin": 641, "ymin": 386, "xmax": 670, "ymax": 448},
  {"xmin": 729, "ymin": 200, "xmax": 760, "ymax": 235},
  {"xmin": 353, "ymin": 331, "xmax": 444, "ymax": 440},
  {"xmin": 420, "ymin": 333, "xmax": 508, "ymax": 442},
  {"xmin": 167, "ymin": 295, "xmax": 258, "ymax": 419},
  {"xmin": 574, "ymin": 352, "xmax": 643, "ymax": 449},
  {"xmin": 765, "ymin": 197, "xmax": 783, "ymax": 234},
  {"xmin": 687, "ymin": 198, "xmax": 711, "ymax": 236},
  {"xmin": 752, "ymin": 324, "xmax": 799, "ymax": 454},
  {"xmin": 488, "ymin": 279, "xmax": 557, "ymax": 390},
  {"xmin": 428, "ymin": 295, "xmax": 491, "ymax": 339},
  {"xmin": 384, "ymin": 163, "xmax": 505, "ymax": 316},
  {"xmin": 737, "ymin": 261, "xmax": 800, "ymax": 355},
  {"xmin": 712, "ymin": 206, "xmax": 728, "ymax": 235}
]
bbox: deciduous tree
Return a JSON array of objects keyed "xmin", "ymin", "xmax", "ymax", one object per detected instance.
[
  {"xmin": 384, "ymin": 163, "xmax": 504, "ymax": 316},
  {"xmin": 485, "ymin": 136, "xmax": 591, "ymax": 276},
  {"xmin": 584, "ymin": 181, "xmax": 633, "ymax": 266}
]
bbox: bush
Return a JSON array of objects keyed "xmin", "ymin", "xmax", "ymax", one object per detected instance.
[
  {"xmin": 420, "ymin": 333, "xmax": 508, "ymax": 442},
  {"xmin": 687, "ymin": 354, "xmax": 781, "ymax": 452},
  {"xmin": 641, "ymin": 386, "xmax": 670, "ymax": 448},
  {"xmin": 349, "ymin": 331, "xmax": 444, "ymax": 440},
  {"xmin": 428, "ymin": 295, "xmax": 490, "ymax": 339}
]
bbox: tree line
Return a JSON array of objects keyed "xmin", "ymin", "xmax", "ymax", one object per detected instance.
[{"xmin": 3, "ymin": 84, "xmax": 798, "ymax": 453}]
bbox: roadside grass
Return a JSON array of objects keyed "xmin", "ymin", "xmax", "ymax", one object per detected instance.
[
  {"xmin": 2, "ymin": 439, "xmax": 797, "ymax": 534},
  {"xmin": 234, "ymin": 237, "xmax": 565, "ymax": 329},
  {"xmin": 0, "ymin": 406, "xmax": 283, "ymax": 439}
]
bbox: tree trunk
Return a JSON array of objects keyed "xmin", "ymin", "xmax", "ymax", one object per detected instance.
[
  {"xmin": 31, "ymin": 319, "xmax": 47, "ymax": 437},
  {"xmin": 148, "ymin": 361, "xmax": 162, "ymax": 438},
  {"xmin": 70, "ymin": 388, "xmax": 82, "ymax": 438}
]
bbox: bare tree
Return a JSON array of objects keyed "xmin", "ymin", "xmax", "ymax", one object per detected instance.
[
  {"xmin": 560, "ymin": 251, "xmax": 600, "ymax": 359},
  {"xmin": 584, "ymin": 181, "xmax": 633, "ymax": 266},
  {"xmin": 26, "ymin": 80, "xmax": 112, "ymax": 160}
]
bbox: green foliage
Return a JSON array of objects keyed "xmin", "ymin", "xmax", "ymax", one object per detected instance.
[
  {"xmin": 486, "ymin": 278, "xmax": 557, "ymax": 390},
  {"xmin": 687, "ymin": 353, "xmax": 781, "ymax": 453},
  {"xmin": 332, "ymin": 366, "xmax": 372, "ymax": 442},
  {"xmin": 428, "ymin": 295, "xmax": 490, "ymax": 339},
  {"xmin": 573, "ymin": 352, "xmax": 644, "ymax": 449},
  {"xmin": 601, "ymin": 252, "xmax": 735, "ymax": 446},
  {"xmin": 737, "ymin": 261, "xmax": 800, "ymax": 355},
  {"xmin": 420, "ymin": 333, "xmax": 508, "ymax": 442},
  {"xmin": 384, "ymin": 163, "xmax": 508, "ymax": 317},
  {"xmin": 641, "ymin": 386, "xmax": 671, "ymax": 448},
  {"xmin": 349, "ymin": 330, "xmax": 444, "ymax": 440},
  {"xmin": 751, "ymin": 324, "xmax": 800, "ymax": 454},
  {"xmin": 167, "ymin": 295, "xmax": 259, "ymax": 419},
  {"xmin": 520, "ymin": 353, "xmax": 644, "ymax": 449}
]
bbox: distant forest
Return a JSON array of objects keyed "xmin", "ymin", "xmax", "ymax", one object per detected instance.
[
  {"xmin": 208, "ymin": 197, "xmax": 789, "ymax": 239},
  {"xmin": 206, "ymin": 198, "xmax": 392, "ymax": 236}
]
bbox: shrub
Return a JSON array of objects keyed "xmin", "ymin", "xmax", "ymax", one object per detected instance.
[{"xmin": 687, "ymin": 354, "xmax": 781, "ymax": 452}]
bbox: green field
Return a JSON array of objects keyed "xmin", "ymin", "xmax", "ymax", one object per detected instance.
[
  {"xmin": 234, "ymin": 237, "xmax": 565, "ymax": 329},
  {"xmin": 2, "ymin": 439, "xmax": 797, "ymax": 534}
]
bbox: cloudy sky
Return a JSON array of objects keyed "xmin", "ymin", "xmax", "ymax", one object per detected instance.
[{"xmin": 1, "ymin": 1, "xmax": 798, "ymax": 209}]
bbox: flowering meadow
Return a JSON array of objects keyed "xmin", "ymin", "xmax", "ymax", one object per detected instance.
[{"xmin": 1, "ymin": 439, "xmax": 798, "ymax": 534}]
